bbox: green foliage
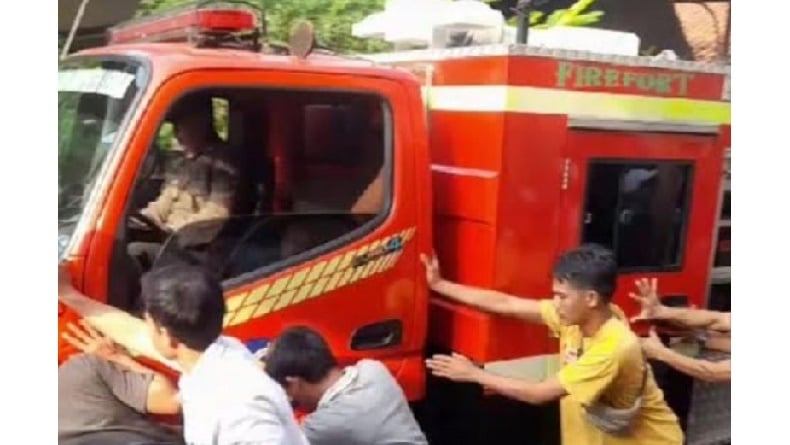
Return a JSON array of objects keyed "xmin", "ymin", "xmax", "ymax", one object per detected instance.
[
  {"xmin": 135, "ymin": 0, "xmax": 602, "ymax": 54},
  {"xmin": 58, "ymin": 94, "xmax": 79, "ymax": 156},
  {"xmin": 137, "ymin": 0, "xmax": 391, "ymax": 54},
  {"xmin": 534, "ymin": 0, "xmax": 603, "ymax": 29},
  {"xmin": 262, "ymin": 0, "xmax": 391, "ymax": 54},
  {"xmin": 505, "ymin": 0, "xmax": 603, "ymax": 29},
  {"xmin": 137, "ymin": 0, "xmax": 195, "ymax": 16}
]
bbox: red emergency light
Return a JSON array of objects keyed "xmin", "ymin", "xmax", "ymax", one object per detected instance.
[{"xmin": 108, "ymin": 2, "xmax": 260, "ymax": 47}]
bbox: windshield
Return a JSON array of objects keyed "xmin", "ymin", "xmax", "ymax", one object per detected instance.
[{"xmin": 58, "ymin": 57, "xmax": 146, "ymax": 258}]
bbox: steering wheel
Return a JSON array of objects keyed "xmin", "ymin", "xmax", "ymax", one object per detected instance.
[
  {"xmin": 129, "ymin": 211, "xmax": 172, "ymax": 238},
  {"xmin": 129, "ymin": 211, "xmax": 210, "ymax": 268}
]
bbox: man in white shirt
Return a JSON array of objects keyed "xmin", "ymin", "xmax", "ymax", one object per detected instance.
[
  {"xmin": 264, "ymin": 326, "xmax": 428, "ymax": 445},
  {"xmin": 140, "ymin": 264, "xmax": 309, "ymax": 445}
]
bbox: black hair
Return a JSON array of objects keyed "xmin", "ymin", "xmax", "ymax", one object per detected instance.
[
  {"xmin": 168, "ymin": 93, "xmax": 224, "ymax": 146},
  {"xmin": 168, "ymin": 93, "xmax": 213, "ymax": 123},
  {"xmin": 552, "ymin": 244, "xmax": 618, "ymax": 303},
  {"xmin": 265, "ymin": 326, "xmax": 338, "ymax": 385},
  {"xmin": 140, "ymin": 263, "xmax": 226, "ymax": 351}
]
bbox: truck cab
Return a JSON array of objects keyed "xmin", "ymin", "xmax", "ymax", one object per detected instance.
[{"xmin": 58, "ymin": 6, "xmax": 432, "ymax": 399}]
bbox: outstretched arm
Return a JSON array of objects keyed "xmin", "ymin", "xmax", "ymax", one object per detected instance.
[
  {"xmin": 656, "ymin": 307, "xmax": 730, "ymax": 332},
  {"xmin": 630, "ymin": 278, "xmax": 731, "ymax": 332},
  {"xmin": 425, "ymin": 353, "xmax": 566, "ymax": 404},
  {"xmin": 642, "ymin": 330, "xmax": 730, "ymax": 383},
  {"xmin": 62, "ymin": 320, "xmax": 181, "ymax": 414},
  {"xmin": 421, "ymin": 254, "xmax": 545, "ymax": 324},
  {"xmin": 58, "ymin": 265, "xmax": 179, "ymax": 370}
]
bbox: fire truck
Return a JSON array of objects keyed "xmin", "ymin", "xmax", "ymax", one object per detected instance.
[{"xmin": 57, "ymin": 3, "xmax": 730, "ymax": 444}]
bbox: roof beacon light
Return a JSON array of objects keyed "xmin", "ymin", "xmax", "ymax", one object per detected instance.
[{"xmin": 108, "ymin": 1, "xmax": 260, "ymax": 49}]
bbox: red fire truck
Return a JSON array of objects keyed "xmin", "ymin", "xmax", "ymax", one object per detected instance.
[{"xmin": 57, "ymin": 3, "xmax": 730, "ymax": 443}]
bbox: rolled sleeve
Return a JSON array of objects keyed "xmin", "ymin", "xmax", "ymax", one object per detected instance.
[
  {"xmin": 539, "ymin": 300, "xmax": 562, "ymax": 336},
  {"xmin": 89, "ymin": 355, "xmax": 154, "ymax": 413}
]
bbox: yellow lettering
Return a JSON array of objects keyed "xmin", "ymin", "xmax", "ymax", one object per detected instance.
[
  {"xmin": 573, "ymin": 65, "xmax": 586, "ymax": 87},
  {"xmin": 584, "ymin": 67, "xmax": 603, "ymax": 87},
  {"xmin": 556, "ymin": 62, "xmax": 574, "ymax": 88},
  {"xmin": 604, "ymin": 69, "xmax": 619, "ymax": 87},
  {"xmin": 636, "ymin": 74, "xmax": 655, "ymax": 91},
  {"xmin": 622, "ymin": 72, "xmax": 638, "ymax": 88},
  {"xmin": 654, "ymin": 74, "xmax": 673, "ymax": 94},
  {"xmin": 676, "ymin": 73, "xmax": 695, "ymax": 96}
]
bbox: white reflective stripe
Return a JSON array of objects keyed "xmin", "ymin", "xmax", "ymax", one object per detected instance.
[
  {"xmin": 431, "ymin": 164, "xmax": 499, "ymax": 179},
  {"xmin": 722, "ymin": 73, "xmax": 731, "ymax": 101},
  {"xmin": 426, "ymin": 85, "xmax": 509, "ymax": 112},
  {"xmin": 484, "ymin": 353, "xmax": 560, "ymax": 382},
  {"xmin": 368, "ymin": 43, "xmax": 730, "ymax": 75},
  {"xmin": 422, "ymin": 85, "xmax": 731, "ymax": 125}
]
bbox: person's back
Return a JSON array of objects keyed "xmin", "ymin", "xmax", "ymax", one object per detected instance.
[
  {"xmin": 179, "ymin": 335, "xmax": 306, "ymax": 445},
  {"xmin": 140, "ymin": 264, "xmax": 308, "ymax": 445},
  {"xmin": 302, "ymin": 359, "xmax": 427, "ymax": 445},
  {"xmin": 58, "ymin": 353, "xmax": 182, "ymax": 445},
  {"xmin": 265, "ymin": 326, "xmax": 428, "ymax": 445}
]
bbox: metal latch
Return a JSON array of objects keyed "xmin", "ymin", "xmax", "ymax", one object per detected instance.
[{"xmin": 561, "ymin": 158, "xmax": 571, "ymax": 190}]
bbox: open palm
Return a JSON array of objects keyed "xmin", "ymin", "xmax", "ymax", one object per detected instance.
[
  {"xmin": 629, "ymin": 278, "xmax": 663, "ymax": 322},
  {"xmin": 62, "ymin": 319, "xmax": 126, "ymax": 361}
]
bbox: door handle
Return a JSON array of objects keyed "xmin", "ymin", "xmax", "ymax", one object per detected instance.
[{"xmin": 350, "ymin": 319, "xmax": 403, "ymax": 351}]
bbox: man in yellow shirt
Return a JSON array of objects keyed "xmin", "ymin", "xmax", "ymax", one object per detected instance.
[{"xmin": 423, "ymin": 244, "xmax": 683, "ymax": 445}]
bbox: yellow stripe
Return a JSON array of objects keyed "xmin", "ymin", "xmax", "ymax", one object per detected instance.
[
  {"xmin": 221, "ymin": 227, "xmax": 416, "ymax": 323},
  {"xmin": 308, "ymin": 276, "xmax": 331, "ymax": 298},
  {"xmin": 323, "ymin": 270, "xmax": 344, "ymax": 293},
  {"xmin": 231, "ymin": 304, "xmax": 256, "ymax": 325},
  {"xmin": 226, "ymin": 293, "xmax": 247, "ymax": 312},
  {"xmin": 360, "ymin": 256, "xmax": 381, "ymax": 279},
  {"xmin": 306, "ymin": 260, "xmax": 328, "ymax": 283},
  {"xmin": 286, "ymin": 269, "xmax": 309, "ymax": 291},
  {"xmin": 426, "ymin": 85, "xmax": 730, "ymax": 125},
  {"xmin": 336, "ymin": 268, "xmax": 355, "ymax": 288},
  {"xmin": 245, "ymin": 284, "xmax": 270, "ymax": 306},
  {"xmin": 267, "ymin": 276, "xmax": 291, "ymax": 298},
  {"xmin": 273, "ymin": 290, "xmax": 297, "ymax": 311},
  {"xmin": 253, "ymin": 297, "xmax": 278, "ymax": 317},
  {"xmin": 292, "ymin": 284, "xmax": 314, "ymax": 304}
]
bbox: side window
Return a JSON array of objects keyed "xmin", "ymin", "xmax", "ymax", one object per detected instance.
[
  {"xmin": 582, "ymin": 161, "xmax": 693, "ymax": 270},
  {"xmin": 226, "ymin": 93, "xmax": 389, "ymax": 281},
  {"xmin": 720, "ymin": 151, "xmax": 731, "ymax": 220},
  {"xmin": 715, "ymin": 150, "xmax": 731, "ymax": 268},
  {"xmin": 125, "ymin": 88, "xmax": 390, "ymax": 286}
]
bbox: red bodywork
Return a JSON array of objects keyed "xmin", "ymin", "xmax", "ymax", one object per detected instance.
[
  {"xmin": 386, "ymin": 52, "xmax": 730, "ymax": 363},
  {"xmin": 58, "ymin": 42, "xmax": 730, "ymax": 399},
  {"xmin": 59, "ymin": 43, "xmax": 433, "ymax": 399}
]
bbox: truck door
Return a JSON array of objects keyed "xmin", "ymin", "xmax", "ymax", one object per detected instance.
[
  {"xmin": 87, "ymin": 69, "xmax": 428, "ymax": 398},
  {"xmin": 557, "ymin": 122, "xmax": 725, "ymax": 314}
]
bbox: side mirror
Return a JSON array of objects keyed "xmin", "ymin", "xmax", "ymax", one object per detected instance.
[{"xmin": 288, "ymin": 20, "xmax": 316, "ymax": 59}]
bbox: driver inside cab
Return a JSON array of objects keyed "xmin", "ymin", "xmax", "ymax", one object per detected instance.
[{"xmin": 129, "ymin": 94, "xmax": 239, "ymax": 271}]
